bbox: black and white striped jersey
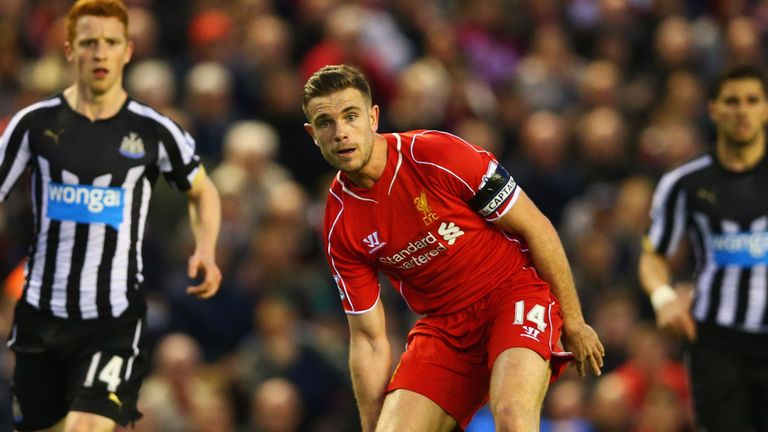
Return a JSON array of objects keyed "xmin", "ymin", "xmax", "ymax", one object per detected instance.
[
  {"xmin": 0, "ymin": 95, "xmax": 201, "ymax": 320},
  {"xmin": 647, "ymin": 151, "xmax": 768, "ymax": 333}
]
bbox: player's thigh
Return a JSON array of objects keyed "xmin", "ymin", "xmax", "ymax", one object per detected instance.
[
  {"xmin": 376, "ymin": 389, "xmax": 457, "ymax": 432},
  {"xmin": 489, "ymin": 347, "xmax": 551, "ymax": 430},
  {"xmin": 22, "ymin": 418, "xmax": 65, "ymax": 432},
  {"xmin": 687, "ymin": 342, "xmax": 751, "ymax": 432},
  {"xmin": 63, "ymin": 411, "xmax": 116, "ymax": 432},
  {"xmin": 485, "ymin": 282, "xmax": 570, "ymax": 382},
  {"xmin": 66, "ymin": 315, "xmax": 147, "ymax": 427},
  {"xmin": 12, "ymin": 351, "xmax": 69, "ymax": 431},
  {"xmin": 387, "ymin": 333, "xmax": 489, "ymax": 430},
  {"xmin": 746, "ymin": 360, "xmax": 768, "ymax": 432},
  {"xmin": 9, "ymin": 303, "xmax": 71, "ymax": 431}
]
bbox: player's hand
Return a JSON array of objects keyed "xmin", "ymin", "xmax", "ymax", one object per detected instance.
[
  {"xmin": 562, "ymin": 321, "xmax": 605, "ymax": 377},
  {"xmin": 186, "ymin": 252, "xmax": 222, "ymax": 299},
  {"xmin": 654, "ymin": 289, "xmax": 696, "ymax": 341}
]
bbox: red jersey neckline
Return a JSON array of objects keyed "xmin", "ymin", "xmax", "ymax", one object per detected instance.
[{"xmin": 339, "ymin": 133, "xmax": 399, "ymax": 199}]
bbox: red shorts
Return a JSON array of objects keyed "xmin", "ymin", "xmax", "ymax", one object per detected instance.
[{"xmin": 386, "ymin": 270, "xmax": 572, "ymax": 430}]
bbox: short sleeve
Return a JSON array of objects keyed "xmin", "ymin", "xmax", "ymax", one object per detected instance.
[
  {"xmin": 156, "ymin": 122, "xmax": 201, "ymax": 190},
  {"xmin": 127, "ymin": 101, "xmax": 201, "ymax": 190},
  {"xmin": 0, "ymin": 111, "xmax": 31, "ymax": 201},
  {"xmin": 646, "ymin": 172, "xmax": 688, "ymax": 257},
  {"xmin": 409, "ymin": 131, "xmax": 520, "ymax": 221},
  {"xmin": 328, "ymin": 248, "xmax": 380, "ymax": 314},
  {"xmin": 324, "ymin": 188, "xmax": 380, "ymax": 314}
]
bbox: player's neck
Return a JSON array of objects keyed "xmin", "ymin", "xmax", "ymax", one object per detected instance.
[
  {"xmin": 717, "ymin": 133, "xmax": 766, "ymax": 172},
  {"xmin": 63, "ymin": 83, "xmax": 127, "ymax": 121},
  {"xmin": 347, "ymin": 134, "xmax": 388, "ymax": 189}
]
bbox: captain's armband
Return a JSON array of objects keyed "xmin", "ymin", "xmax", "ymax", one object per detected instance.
[{"xmin": 468, "ymin": 162, "xmax": 518, "ymax": 217}]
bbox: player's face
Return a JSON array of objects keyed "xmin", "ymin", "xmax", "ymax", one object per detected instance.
[
  {"xmin": 709, "ymin": 78, "xmax": 768, "ymax": 147},
  {"xmin": 66, "ymin": 16, "xmax": 133, "ymax": 96},
  {"xmin": 304, "ymin": 87, "xmax": 379, "ymax": 174}
]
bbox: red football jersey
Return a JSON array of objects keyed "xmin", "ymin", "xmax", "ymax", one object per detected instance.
[{"xmin": 324, "ymin": 130, "xmax": 537, "ymax": 315}]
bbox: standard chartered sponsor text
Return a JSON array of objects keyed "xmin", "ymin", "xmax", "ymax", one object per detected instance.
[
  {"xmin": 48, "ymin": 184, "xmax": 122, "ymax": 213},
  {"xmin": 379, "ymin": 231, "xmax": 448, "ymax": 269},
  {"xmin": 712, "ymin": 231, "xmax": 768, "ymax": 258}
]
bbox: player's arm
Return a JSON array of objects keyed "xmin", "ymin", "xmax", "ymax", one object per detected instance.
[
  {"xmin": 347, "ymin": 300, "xmax": 391, "ymax": 432},
  {"xmin": 185, "ymin": 166, "xmax": 222, "ymax": 298},
  {"xmin": 493, "ymin": 190, "xmax": 604, "ymax": 377},
  {"xmin": 638, "ymin": 246, "xmax": 696, "ymax": 340},
  {"xmin": 640, "ymin": 170, "xmax": 696, "ymax": 340},
  {"xmin": 0, "ymin": 112, "xmax": 33, "ymax": 202}
]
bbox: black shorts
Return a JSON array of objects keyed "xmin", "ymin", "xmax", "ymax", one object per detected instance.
[
  {"xmin": 687, "ymin": 323, "xmax": 768, "ymax": 432},
  {"xmin": 7, "ymin": 300, "xmax": 148, "ymax": 431}
]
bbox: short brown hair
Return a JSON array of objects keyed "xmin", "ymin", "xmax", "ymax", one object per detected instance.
[
  {"xmin": 302, "ymin": 65, "xmax": 372, "ymax": 119},
  {"xmin": 67, "ymin": 0, "xmax": 129, "ymax": 43},
  {"xmin": 712, "ymin": 64, "xmax": 768, "ymax": 99}
]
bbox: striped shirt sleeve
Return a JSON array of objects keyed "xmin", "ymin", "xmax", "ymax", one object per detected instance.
[
  {"xmin": 647, "ymin": 178, "xmax": 687, "ymax": 257},
  {"xmin": 0, "ymin": 112, "xmax": 32, "ymax": 201},
  {"xmin": 156, "ymin": 122, "xmax": 201, "ymax": 190},
  {"xmin": 127, "ymin": 101, "xmax": 201, "ymax": 190},
  {"xmin": 647, "ymin": 156, "xmax": 712, "ymax": 257}
]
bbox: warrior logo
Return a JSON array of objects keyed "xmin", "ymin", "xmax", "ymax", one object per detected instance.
[
  {"xmin": 521, "ymin": 326, "xmax": 541, "ymax": 341},
  {"xmin": 363, "ymin": 231, "xmax": 386, "ymax": 254},
  {"xmin": 438, "ymin": 222, "xmax": 464, "ymax": 245}
]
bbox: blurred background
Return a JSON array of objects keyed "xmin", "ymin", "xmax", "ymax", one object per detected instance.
[{"xmin": 1, "ymin": 0, "xmax": 764, "ymax": 430}]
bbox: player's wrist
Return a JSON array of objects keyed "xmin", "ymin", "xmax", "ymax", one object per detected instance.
[
  {"xmin": 650, "ymin": 284, "xmax": 678, "ymax": 312},
  {"xmin": 562, "ymin": 316, "xmax": 586, "ymax": 328}
]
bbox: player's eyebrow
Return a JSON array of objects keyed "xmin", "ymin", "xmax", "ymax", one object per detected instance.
[
  {"xmin": 313, "ymin": 104, "xmax": 360, "ymax": 123},
  {"xmin": 312, "ymin": 112, "xmax": 332, "ymax": 124}
]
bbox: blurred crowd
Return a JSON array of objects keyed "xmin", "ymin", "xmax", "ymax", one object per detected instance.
[{"xmin": 1, "ymin": 0, "xmax": 767, "ymax": 430}]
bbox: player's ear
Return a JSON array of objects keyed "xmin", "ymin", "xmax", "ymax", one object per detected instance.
[
  {"xmin": 124, "ymin": 39, "xmax": 134, "ymax": 65},
  {"xmin": 370, "ymin": 105, "xmax": 380, "ymax": 132},
  {"xmin": 707, "ymin": 100, "xmax": 717, "ymax": 123},
  {"xmin": 64, "ymin": 40, "xmax": 74, "ymax": 62},
  {"xmin": 304, "ymin": 123, "xmax": 318, "ymax": 146}
]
